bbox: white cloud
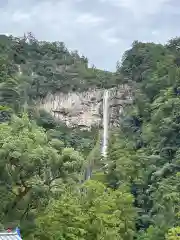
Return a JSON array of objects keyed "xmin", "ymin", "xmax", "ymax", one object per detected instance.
[
  {"xmin": 99, "ymin": 0, "xmax": 171, "ymax": 19},
  {"xmin": 12, "ymin": 12, "xmax": 31, "ymax": 22},
  {"xmin": 100, "ymin": 28, "xmax": 120, "ymax": 45},
  {"xmin": 75, "ymin": 13, "xmax": 105, "ymax": 26},
  {"xmin": 151, "ymin": 30, "xmax": 159, "ymax": 36}
]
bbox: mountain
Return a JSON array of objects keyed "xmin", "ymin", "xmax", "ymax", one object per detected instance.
[
  {"xmin": 0, "ymin": 33, "xmax": 131, "ymax": 128},
  {"xmin": 0, "ymin": 33, "xmax": 179, "ymax": 240}
]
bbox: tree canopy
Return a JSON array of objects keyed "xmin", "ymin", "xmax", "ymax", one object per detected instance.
[{"xmin": 0, "ymin": 33, "xmax": 179, "ymax": 239}]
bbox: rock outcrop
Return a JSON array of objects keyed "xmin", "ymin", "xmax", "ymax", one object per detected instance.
[{"xmin": 40, "ymin": 85, "xmax": 132, "ymax": 130}]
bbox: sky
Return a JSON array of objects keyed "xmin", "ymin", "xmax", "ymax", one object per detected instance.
[{"xmin": 0, "ymin": 0, "xmax": 179, "ymax": 71}]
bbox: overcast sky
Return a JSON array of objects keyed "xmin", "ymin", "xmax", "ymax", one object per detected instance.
[{"xmin": 0, "ymin": 0, "xmax": 179, "ymax": 71}]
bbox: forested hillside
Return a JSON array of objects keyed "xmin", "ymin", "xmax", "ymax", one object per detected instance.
[
  {"xmin": 0, "ymin": 33, "xmax": 179, "ymax": 239},
  {"xmin": 0, "ymin": 33, "xmax": 115, "ymax": 154}
]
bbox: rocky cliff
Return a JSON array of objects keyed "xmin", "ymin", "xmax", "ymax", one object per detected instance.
[{"xmin": 40, "ymin": 85, "xmax": 132, "ymax": 130}]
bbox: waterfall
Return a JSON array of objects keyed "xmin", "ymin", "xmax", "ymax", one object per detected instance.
[
  {"xmin": 102, "ymin": 90, "xmax": 109, "ymax": 158},
  {"xmin": 85, "ymin": 166, "xmax": 92, "ymax": 180},
  {"xmin": 18, "ymin": 65, "xmax": 22, "ymax": 75},
  {"xmin": 83, "ymin": 89, "xmax": 109, "ymax": 182}
]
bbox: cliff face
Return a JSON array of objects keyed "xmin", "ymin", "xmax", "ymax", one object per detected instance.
[{"xmin": 40, "ymin": 85, "xmax": 132, "ymax": 130}]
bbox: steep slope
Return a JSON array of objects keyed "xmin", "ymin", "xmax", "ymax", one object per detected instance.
[
  {"xmin": 1, "ymin": 32, "xmax": 180, "ymax": 240},
  {"xmin": 40, "ymin": 85, "xmax": 132, "ymax": 130},
  {"xmin": 0, "ymin": 33, "xmax": 117, "ymax": 97},
  {"xmin": 0, "ymin": 33, "xmax": 132, "ymax": 131},
  {"xmin": 107, "ymin": 39, "xmax": 180, "ymax": 240},
  {"xmin": 0, "ymin": 33, "xmax": 131, "ymax": 162}
]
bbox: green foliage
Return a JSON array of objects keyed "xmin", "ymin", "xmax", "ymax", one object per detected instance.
[
  {"xmin": 166, "ymin": 226, "xmax": 180, "ymax": 240},
  {"xmin": 34, "ymin": 181, "xmax": 136, "ymax": 240},
  {"xmin": 0, "ymin": 32, "xmax": 112, "ymax": 155},
  {"xmin": 0, "ymin": 33, "xmax": 117, "ymax": 106},
  {"xmin": 0, "ymin": 114, "xmax": 84, "ymax": 236},
  {"xmin": 0, "ymin": 33, "xmax": 180, "ymax": 240},
  {"xmin": 109, "ymin": 38, "xmax": 180, "ymax": 239}
]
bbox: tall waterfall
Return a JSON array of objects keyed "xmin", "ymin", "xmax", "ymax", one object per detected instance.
[
  {"xmin": 102, "ymin": 90, "xmax": 109, "ymax": 158},
  {"xmin": 18, "ymin": 65, "xmax": 22, "ymax": 75},
  {"xmin": 83, "ymin": 89, "xmax": 110, "ymax": 182}
]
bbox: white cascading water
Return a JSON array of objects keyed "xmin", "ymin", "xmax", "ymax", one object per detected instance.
[
  {"xmin": 102, "ymin": 90, "xmax": 109, "ymax": 158},
  {"xmin": 83, "ymin": 89, "xmax": 110, "ymax": 182},
  {"xmin": 18, "ymin": 65, "xmax": 22, "ymax": 75}
]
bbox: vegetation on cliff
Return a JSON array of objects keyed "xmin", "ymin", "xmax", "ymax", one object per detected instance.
[
  {"xmin": 107, "ymin": 39, "xmax": 180, "ymax": 239},
  {"xmin": 0, "ymin": 33, "xmax": 179, "ymax": 239}
]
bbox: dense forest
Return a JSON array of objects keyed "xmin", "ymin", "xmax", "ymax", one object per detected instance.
[{"xmin": 0, "ymin": 33, "xmax": 179, "ymax": 239}]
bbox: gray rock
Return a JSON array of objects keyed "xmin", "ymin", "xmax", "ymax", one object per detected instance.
[{"xmin": 39, "ymin": 85, "xmax": 132, "ymax": 130}]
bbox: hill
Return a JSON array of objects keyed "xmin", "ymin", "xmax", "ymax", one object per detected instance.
[
  {"xmin": 0, "ymin": 33, "xmax": 179, "ymax": 239},
  {"xmin": 0, "ymin": 32, "xmax": 118, "ymax": 103},
  {"xmin": 0, "ymin": 33, "xmax": 118, "ymax": 155}
]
